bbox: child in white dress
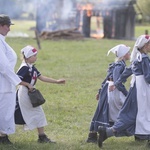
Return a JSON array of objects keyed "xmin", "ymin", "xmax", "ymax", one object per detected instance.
[{"xmin": 17, "ymin": 45, "xmax": 65, "ymax": 143}]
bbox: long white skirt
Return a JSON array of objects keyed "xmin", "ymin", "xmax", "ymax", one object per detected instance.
[
  {"xmin": 107, "ymin": 81, "xmax": 126, "ymax": 122},
  {"xmin": 0, "ymin": 92, "xmax": 16, "ymax": 135},
  {"xmin": 18, "ymin": 86, "xmax": 47, "ymax": 130},
  {"xmin": 135, "ymin": 75, "xmax": 150, "ymax": 134}
]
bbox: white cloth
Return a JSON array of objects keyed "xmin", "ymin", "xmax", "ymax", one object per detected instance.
[
  {"xmin": 0, "ymin": 34, "xmax": 21, "ymax": 93},
  {"xmin": 107, "ymin": 44, "xmax": 130, "ymax": 58},
  {"xmin": 107, "ymin": 81, "xmax": 126, "ymax": 122},
  {"xmin": 0, "ymin": 34, "xmax": 21, "ymax": 135},
  {"xmin": 135, "ymin": 75, "xmax": 150, "ymax": 134},
  {"xmin": 130, "ymin": 35, "xmax": 150, "ymax": 62},
  {"xmin": 21, "ymin": 45, "xmax": 37, "ymax": 58},
  {"xmin": 18, "ymin": 86, "xmax": 47, "ymax": 130},
  {"xmin": 130, "ymin": 74, "xmax": 136, "ymax": 87},
  {"xmin": 0, "ymin": 93, "xmax": 16, "ymax": 134}
]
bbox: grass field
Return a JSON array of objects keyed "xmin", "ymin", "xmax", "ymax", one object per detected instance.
[{"xmin": 1, "ymin": 20, "xmax": 150, "ymax": 150}]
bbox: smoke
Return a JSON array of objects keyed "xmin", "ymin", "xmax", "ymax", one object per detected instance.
[
  {"xmin": 2, "ymin": 0, "xmax": 75, "ymax": 34},
  {"xmin": 101, "ymin": 0, "xmax": 136, "ymax": 6},
  {"xmin": 0, "ymin": 0, "xmax": 22, "ymax": 19},
  {"xmin": 0, "ymin": 0, "xmax": 39, "ymax": 20},
  {"xmin": 36, "ymin": 0, "xmax": 77, "ymax": 33},
  {"xmin": 61, "ymin": 0, "xmax": 74, "ymax": 20},
  {"xmin": 0, "ymin": 0, "xmax": 76, "ymax": 32}
]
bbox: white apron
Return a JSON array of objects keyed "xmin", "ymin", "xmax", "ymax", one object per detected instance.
[
  {"xmin": 18, "ymin": 86, "xmax": 47, "ymax": 130},
  {"xmin": 107, "ymin": 81, "xmax": 126, "ymax": 122},
  {"xmin": 0, "ymin": 93, "xmax": 16, "ymax": 134},
  {"xmin": 0, "ymin": 34, "xmax": 21, "ymax": 135},
  {"xmin": 135, "ymin": 75, "xmax": 150, "ymax": 134}
]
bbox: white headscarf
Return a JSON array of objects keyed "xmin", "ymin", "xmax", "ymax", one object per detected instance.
[
  {"xmin": 130, "ymin": 35, "xmax": 150, "ymax": 62},
  {"xmin": 21, "ymin": 45, "xmax": 38, "ymax": 58},
  {"xmin": 107, "ymin": 44, "xmax": 130, "ymax": 58}
]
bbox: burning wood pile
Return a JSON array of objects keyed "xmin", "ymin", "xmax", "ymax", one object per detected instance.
[{"xmin": 40, "ymin": 28, "xmax": 84, "ymax": 40}]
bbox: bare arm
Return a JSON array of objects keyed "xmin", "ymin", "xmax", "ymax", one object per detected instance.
[
  {"xmin": 19, "ymin": 81, "xmax": 34, "ymax": 91},
  {"xmin": 38, "ymin": 75, "xmax": 65, "ymax": 84}
]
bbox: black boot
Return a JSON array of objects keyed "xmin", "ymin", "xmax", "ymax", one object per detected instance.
[
  {"xmin": 98, "ymin": 126, "xmax": 114, "ymax": 148},
  {"xmin": 38, "ymin": 134, "xmax": 56, "ymax": 143},
  {"xmin": 134, "ymin": 136, "xmax": 144, "ymax": 142},
  {"xmin": 86, "ymin": 132, "xmax": 97, "ymax": 143},
  {"xmin": 98, "ymin": 126, "xmax": 108, "ymax": 148},
  {"xmin": 0, "ymin": 135, "xmax": 12, "ymax": 144}
]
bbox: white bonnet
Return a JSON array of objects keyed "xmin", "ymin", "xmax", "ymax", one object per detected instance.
[
  {"xmin": 107, "ymin": 44, "xmax": 130, "ymax": 58},
  {"xmin": 130, "ymin": 35, "xmax": 150, "ymax": 62},
  {"xmin": 21, "ymin": 45, "xmax": 38, "ymax": 58}
]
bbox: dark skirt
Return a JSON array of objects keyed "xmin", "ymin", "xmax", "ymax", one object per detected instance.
[
  {"xmin": 113, "ymin": 83, "xmax": 137, "ymax": 136},
  {"xmin": 90, "ymin": 82, "xmax": 109, "ymax": 132},
  {"xmin": 14, "ymin": 91, "xmax": 26, "ymax": 125},
  {"xmin": 113, "ymin": 82, "xmax": 150, "ymax": 140}
]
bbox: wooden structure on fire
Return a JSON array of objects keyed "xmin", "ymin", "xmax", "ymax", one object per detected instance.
[
  {"xmin": 36, "ymin": 0, "xmax": 137, "ymax": 40},
  {"xmin": 40, "ymin": 28, "xmax": 84, "ymax": 40},
  {"xmin": 100, "ymin": 0, "xmax": 137, "ymax": 40},
  {"xmin": 81, "ymin": 0, "xmax": 137, "ymax": 40},
  {"xmin": 36, "ymin": 0, "xmax": 84, "ymax": 40}
]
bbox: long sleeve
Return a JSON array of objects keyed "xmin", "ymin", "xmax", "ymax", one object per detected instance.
[
  {"xmin": 115, "ymin": 66, "xmax": 132, "ymax": 96},
  {"xmin": 0, "ymin": 49, "xmax": 21, "ymax": 85},
  {"xmin": 142, "ymin": 57, "xmax": 150, "ymax": 84},
  {"xmin": 101, "ymin": 63, "xmax": 115, "ymax": 86},
  {"xmin": 0, "ymin": 35, "xmax": 21, "ymax": 93}
]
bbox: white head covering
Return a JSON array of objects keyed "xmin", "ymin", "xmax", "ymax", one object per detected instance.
[
  {"xmin": 130, "ymin": 35, "xmax": 150, "ymax": 62},
  {"xmin": 107, "ymin": 44, "xmax": 130, "ymax": 58},
  {"xmin": 21, "ymin": 45, "xmax": 38, "ymax": 58}
]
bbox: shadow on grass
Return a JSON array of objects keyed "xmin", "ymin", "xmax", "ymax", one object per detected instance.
[{"xmin": 0, "ymin": 139, "xmax": 99, "ymax": 150}]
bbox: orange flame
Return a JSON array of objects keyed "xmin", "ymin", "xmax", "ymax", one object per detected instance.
[{"xmin": 82, "ymin": 3, "xmax": 93, "ymax": 17}]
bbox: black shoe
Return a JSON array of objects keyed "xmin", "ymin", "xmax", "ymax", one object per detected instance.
[
  {"xmin": 86, "ymin": 138, "xmax": 97, "ymax": 144},
  {"xmin": 147, "ymin": 140, "xmax": 150, "ymax": 147},
  {"xmin": 0, "ymin": 135, "xmax": 13, "ymax": 144},
  {"xmin": 98, "ymin": 126, "xmax": 107, "ymax": 148},
  {"xmin": 134, "ymin": 136, "xmax": 144, "ymax": 142},
  {"xmin": 86, "ymin": 132, "xmax": 97, "ymax": 143},
  {"xmin": 109, "ymin": 122, "xmax": 114, "ymax": 127},
  {"xmin": 38, "ymin": 134, "xmax": 56, "ymax": 143}
]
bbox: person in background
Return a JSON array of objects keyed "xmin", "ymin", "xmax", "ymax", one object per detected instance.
[
  {"xmin": 98, "ymin": 35, "xmax": 150, "ymax": 148},
  {"xmin": 0, "ymin": 14, "xmax": 33, "ymax": 144},
  {"xmin": 86, "ymin": 44, "xmax": 130, "ymax": 143},
  {"xmin": 16, "ymin": 45, "xmax": 65, "ymax": 143}
]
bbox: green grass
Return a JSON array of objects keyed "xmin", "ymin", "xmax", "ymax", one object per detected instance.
[
  {"xmin": 9, "ymin": 20, "xmax": 36, "ymax": 37},
  {"xmin": 135, "ymin": 24, "xmax": 150, "ymax": 37},
  {"xmin": 1, "ymin": 20, "xmax": 150, "ymax": 150}
]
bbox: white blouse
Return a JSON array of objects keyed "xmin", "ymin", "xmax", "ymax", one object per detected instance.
[{"xmin": 0, "ymin": 34, "xmax": 21, "ymax": 93}]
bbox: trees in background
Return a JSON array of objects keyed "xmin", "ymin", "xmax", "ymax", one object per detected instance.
[
  {"xmin": 137, "ymin": 0, "xmax": 150, "ymax": 16},
  {"xmin": 133, "ymin": 0, "xmax": 150, "ymax": 23}
]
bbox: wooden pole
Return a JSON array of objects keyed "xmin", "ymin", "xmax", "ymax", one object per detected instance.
[{"xmin": 35, "ymin": 30, "xmax": 41, "ymax": 50}]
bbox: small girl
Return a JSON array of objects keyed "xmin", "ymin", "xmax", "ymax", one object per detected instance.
[
  {"xmin": 86, "ymin": 44, "xmax": 130, "ymax": 143},
  {"xmin": 98, "ymin": 35, "xmax": 150, "ymax": 148},
  {"xmin": 16, "ymin": 45, "xmax": 65, "ymax": 143}
]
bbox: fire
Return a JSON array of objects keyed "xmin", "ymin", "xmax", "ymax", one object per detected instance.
[
  {"xmin": 79, "ymin": 2, "xmax": 104, "ymax": 39},
  {"xmin": 82, "ymin": 3, "xmax": 93, "ymax": 17},
  {"xmin": 91, "ymin": 31, "xmax": 104, "ymax": 39}
]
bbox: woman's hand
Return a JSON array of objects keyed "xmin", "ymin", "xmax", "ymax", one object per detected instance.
[
  {"xmin": 27, "ymin": 84, "xmax": 34, "ymax": 91},
  {"xmin": 96, "ymin": 93, "xmax": 99, "ymax": 100},
  {"xmin": 109, "ymin": 85, "xmax": 116, "ymax": 92},
  {"xmin": 19, "ymin": 81, "xmax": 34, "ymax": 91}
]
